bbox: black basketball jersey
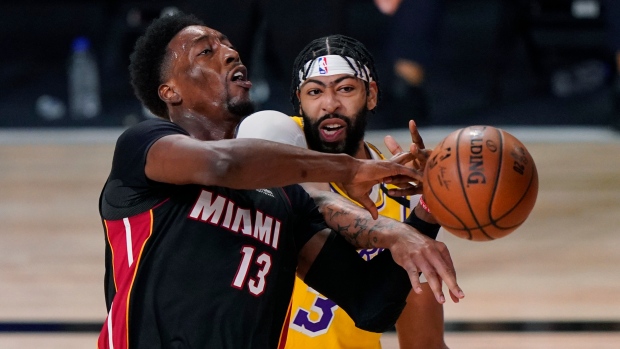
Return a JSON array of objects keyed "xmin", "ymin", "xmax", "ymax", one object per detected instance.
[{"xmin": 97, "ymin": 119, "xmax": 327, "ymax": 349}]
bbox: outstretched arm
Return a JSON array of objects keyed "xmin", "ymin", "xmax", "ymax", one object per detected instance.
[
  {"xmin": 146, "ymin": 135, "xmax": 419, "ymax": 218},
  {"xmin": 305, "ymin": 187, "xmax": 461, "ymax": 304},
  {"xmin": 296, "ymin": 228, "xmax": 412, "ymax": 333}
]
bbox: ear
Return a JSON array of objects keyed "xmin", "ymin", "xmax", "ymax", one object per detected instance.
[
  {"xmin": 296, "ymin": 90, "xmax": 302, "ymax": 115},
  {"xmin": 158, "ymin": 83, "xmax": 181, "ymax": 104},
  {"xmin": 366, "ymin": 81, "xmax": 378, "ymax": 111}
]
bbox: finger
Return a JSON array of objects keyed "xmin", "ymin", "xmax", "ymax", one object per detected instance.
[
  {"xmin": 384, "ymin": 135, "xmax": 404, "ymax": 156},
  {"xmin": 418, "ymin": 267, "xmax": 446, "ymax": 304},
  {"xmin": 386, "ymin": 183, "xmax": 417, "ymax": 191},
  {"xmin": 391, "ymin": 163, "xmax": 423, "ymax": 182},
  {"xmin": 386, "ymin": 175, "xmax": 420, "ymax": 185},
  {"xmin": 387, "ymin": 187, "xmax": 423, "ymax": 197},
  {"xmin": 355, "ymin": 194, "xmax": 379, "ymax": 220},
  {"xmin": 437, "ymin": 243, "xmax": 465, "ymax": 300},
  {"xmin": 410, "ymin": 144, "xmax": 423, "ymax": 162},
  {"xmin": 438, "ymin": 241, "xmax": 455, "ymax": 270},
  {"xmin": 402, "ymin": 261, "xmax": 423, "ymax": 294},
  {"xmin": 449, "ymin": 289, "xmax": 460, "ymax": 303},
  {"xmin": 384, "ymin": 173, "xmax": 422, "ymax": 185},
  {"xmin": 409, "ymin": 120, "xmax": 426, "ymax": 149},
  {"xmin": 389, "ymin": 151, "xmax": 413, "ymax": 165},
  {"xmin": 414, "ymin": 148, "xmax": 432, "ymax": 168},
  {"xmin": 410, "ymin": 274, "xmax": 423, "ymax": 294},
  {"xmin": 423, "ymin": 249, "xmax": 463, "ymax": 303},
  {"xmin": 419, "ymin": 148, "xmax": 433, "ymax": 159},
  {"xmin": 414, "ymin": 244, "xmax": 460, "ymax": 304},
  {"xmin": 384, "ymin": 175, "xmax": 421, "ymax": 185},
  {"xmin": 408, "ymin": 143, "xmax": 426, "ymax": 171},
  {"xmin": 386, "ymin": 177, "xmax": 419, "ymax": 186}
]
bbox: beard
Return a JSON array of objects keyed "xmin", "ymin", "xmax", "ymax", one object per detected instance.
[
  {"xmin": 227, "ymin": 99, "xmax": 255, "ymax": 118},
  {"xmin": 226, "ymin": 85, "xmax": 255, "ymax": 118},
  {"xmin": 301, "ymin": 106, "xmax": 368, "ymax": 157}
]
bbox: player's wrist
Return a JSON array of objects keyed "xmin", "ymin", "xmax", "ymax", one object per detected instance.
[
  {"xmin": 405, "ymin": 205, "xmax": 441, "ymax": 239},
  {"xmin": 414, "ymin": 196, "xmax": 438, "ymax": 224},
  {"xmin": 419, "ymin": 195, "xmax": 431, "ymax": 213},
  {"xmin": 365, "ymin": 215, "xmax": 412, "ymax": 250},
  {"xmin": 342, "ymin": 156, "xmax": 363, "ymax": 182}
]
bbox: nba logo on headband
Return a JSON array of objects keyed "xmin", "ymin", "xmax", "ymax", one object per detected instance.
[
  {"xmin": 299, "ymin": 55, "xmax": 372, "ymax": 87},
  {"xmin": 318, "ymin": 56, "xmax": 328, "ymax": 74}
]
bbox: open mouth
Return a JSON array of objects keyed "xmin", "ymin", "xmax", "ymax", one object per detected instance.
[
  {"xmin": 230, "ymin": 66, "xmax": 252, "ymax": 89},
  {"xmin": 319, "ymin": 118, "xmax": 347, "ymax": 142}
]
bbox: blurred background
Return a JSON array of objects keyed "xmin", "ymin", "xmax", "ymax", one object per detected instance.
[
  {"xmin": 1, "ymin": 0, "xmax": 619, "ymax": 129},
  {"xmin": 1, "ymin": 1, "xmax": 620, "ymax": 348}
]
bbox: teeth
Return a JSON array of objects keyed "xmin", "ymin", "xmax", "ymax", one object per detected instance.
[
  {"xmin": 233, "ymin": 71, "xmax": 244, "ymax": 80},
  {"xmin": 322, "ymin": 124, "xmax": 344, "ymax": 136}
]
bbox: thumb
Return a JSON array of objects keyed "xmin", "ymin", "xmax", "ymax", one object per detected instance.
[
  {"xmin": 390, "ymin": 151, "xmax": 412, "ymax": 165},
  {"xmin": 356, "ymin": 194, "xmax": 379, "ymax": 220}
]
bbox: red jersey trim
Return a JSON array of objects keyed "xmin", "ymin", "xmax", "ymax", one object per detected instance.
[{"xmin": 98, "ymin": 210, "xmax": 154, "ymax": 349}]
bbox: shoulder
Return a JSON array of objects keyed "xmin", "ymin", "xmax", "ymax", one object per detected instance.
[
  {"xmin": 236, "ymin": 111, "xmax": 307, "ymax": 148},
  {"xmin": 290, "ymin": 116, "xmax": 303, "ymax": 128},
  {"xmin": 117, "ymin": 118, "xmax": 188, "ymax": 149},
  {"xmin": 109, "ymin": 119, "xmax": 189, "ymax": 182}
]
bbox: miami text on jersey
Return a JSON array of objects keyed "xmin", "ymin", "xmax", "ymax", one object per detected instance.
[{"xmin": 188, "ymin": 189, "xmax": 282, "ymax": 249}]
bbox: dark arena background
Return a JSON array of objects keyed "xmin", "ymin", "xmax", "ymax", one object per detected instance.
[{"xmin": 1, "ymin": 1, "xmax": 619, "ymax": 348}]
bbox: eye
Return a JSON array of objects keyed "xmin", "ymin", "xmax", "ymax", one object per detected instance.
[
  {"xmin": 307, "ymin": 89, "xmax": 321, "ymax": 96},
  {"xmin": 338, "ymin": 86, "xmax": 355, "ymax": 93},
  {"xmin": 199, "ymin": 47, "xmax": 212, "ymax": 55}
]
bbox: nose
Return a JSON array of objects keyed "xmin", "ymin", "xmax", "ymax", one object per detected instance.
[
  {"xmin": 222, "ymin": 45, "xmax": 240, "ymax": 66},
  {"xmin": 321, "ymin": 90, "xmax": 341, "ymax": 114}
]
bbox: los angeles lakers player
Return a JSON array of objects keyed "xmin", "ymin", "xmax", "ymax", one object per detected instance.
[{"xmin": 237, "ymin": 35, "xmax": 448, "ymax": 349}]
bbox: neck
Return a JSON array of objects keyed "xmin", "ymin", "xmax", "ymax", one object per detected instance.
[
  {"xmin": 169, "ymin": 108, "xmax": 239, "ymax": 141},
  {"xmin": 353, "ymin": 141, "xmax": 372, "ymax": 160}
]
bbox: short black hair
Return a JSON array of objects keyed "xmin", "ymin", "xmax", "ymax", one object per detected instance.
[
  {"xmin": 129, "ymin": 12, "xmax": 204, "ymax": 119},
  {"xmin": 290, "ymin": 34, "xmax": 380, "ymax": 111}
]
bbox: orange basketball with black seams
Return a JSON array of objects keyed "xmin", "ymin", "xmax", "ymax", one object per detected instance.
[{"xmin": 422, "ymin": 125, "xmax": 538, "ymax": 241}]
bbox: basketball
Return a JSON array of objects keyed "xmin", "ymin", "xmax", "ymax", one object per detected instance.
[{"xmin": 422, "ymin": 126, "xmax": 538, "ymax": 241}]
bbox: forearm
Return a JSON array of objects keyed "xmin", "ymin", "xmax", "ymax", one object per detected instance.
[
  {"xmin": 210, "ymin": 139, "xmax": 361, "ymax": 188},
  {"xmin": 148, "ymin": 135, "xmax": 361, "ymax": 188},
  {"xmin": 308, "ymin": 189, "xmax": 404, "ymax": 249},
  {"xmin": 309, "ymin": 190, "xmax": 442, "ymax": 248}
]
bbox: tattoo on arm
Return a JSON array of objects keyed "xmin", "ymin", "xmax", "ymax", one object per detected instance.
[{"xmin": 320, "ymin": 198, "xmax": 398, "ymax": 249}]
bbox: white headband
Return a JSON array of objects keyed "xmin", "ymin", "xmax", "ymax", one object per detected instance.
[{"xmin": 298, "ymin": 55, "xmax": 372, "ymax": 87}]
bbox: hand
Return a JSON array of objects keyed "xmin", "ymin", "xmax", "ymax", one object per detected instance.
[
  {"xmin": 384, "ymin": 120, "xmax": 432, "ymax": 197},
  {"xmin": 374, "ymin": 0, "xmax": 403, "ymax": 15},
  {"xmin": 342, "ymin": 157, "xmax": 421, "ymax": 220},
  {"xmin": 388, "ymin": 226, "xmax": 464, "ymax": 304}
]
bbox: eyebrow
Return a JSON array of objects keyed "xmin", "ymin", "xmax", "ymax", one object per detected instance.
[
  {"xmin": 302, "ymin": 75, "xmax": 357, "ymax": 88},
  {"xmin": 192, "ymin": 33, "xmax": 230, "ymax": 44}
]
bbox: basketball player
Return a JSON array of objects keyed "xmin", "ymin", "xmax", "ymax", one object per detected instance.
[
  {"xmin": 237, "ymin": 35, "xmax": 449, "ymax": 348},
  {"xmin": 98, "ymin": 13, "xmax": 463, "ymax": 349}
]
